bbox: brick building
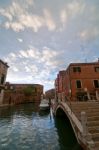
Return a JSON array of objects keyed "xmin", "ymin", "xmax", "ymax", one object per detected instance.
[
  {"xmin": 3, "ymin": 83, "xmax": 43, "ymax": 105},
  {"xmin": 55, "ymin": 70, "xmax": 66, "ymax": 101},
  {"xmin": 0, "ymin": 60, "xmax": 9, "ymax": 104},
  {"xmin": 45, "ymin": 88, "xmax": 55, "ymax": 100},
  {"xmin": 55, "ymin": 61, "xmax": 99, "ymax": 101}
]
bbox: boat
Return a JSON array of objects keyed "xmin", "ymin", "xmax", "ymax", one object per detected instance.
[{"xmin": 39, "ymin": 99, "xmax": 50, "ymax": 110}]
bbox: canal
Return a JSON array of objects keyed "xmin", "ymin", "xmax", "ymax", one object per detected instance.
[{"xmin": 0, "ymin": 103, "xmax": 83, "ymax": 150}]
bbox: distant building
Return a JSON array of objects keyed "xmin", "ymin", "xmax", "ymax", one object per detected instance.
[
  {"xmin": 45, "ymin": 88, "xmax": 55, "ymax": 99},
  {"xmin": 55, "ymin": 61, "xmax": 99, "ymax": 101},
  {"xmin": 55, "ymin": 70, "xmax": 66, "ymax": 101},
  {"xmin": 0, "ymin": 59, "xmax": 9, "ymax": 104},
  {"xmin": 3, "ymin": 83, "xmax": 43, "ymax": 105}
]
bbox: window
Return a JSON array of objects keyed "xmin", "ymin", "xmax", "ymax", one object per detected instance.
[
  {"xmin": 73, "ymin": 67, "xmax": 81, "ymax": 72},
  {"xmin": 94, "ymin": 80, "xmax": 99, "ymax": 88},
  {"xmin": 95, "ymin": 67, "xmax": 99, "ymax": 72},
  {"xmin": 76, "ymin": 80, "xmax": 82, "ymax": 88},
  {"xmin": 1, "ymin": 74, "xmax": 5, "ymax": 84}
]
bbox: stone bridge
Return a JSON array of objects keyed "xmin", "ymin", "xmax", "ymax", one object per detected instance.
[{"xmin": 52, "ymin": 101, "xmax": 99, "ymax": 150}]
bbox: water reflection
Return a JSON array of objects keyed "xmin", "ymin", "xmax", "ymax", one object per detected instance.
[
  {"xmin": 55, "ymin": 116, "xmax": 83, "ymax": 150},
  {"xmin": 39, "ymin": 109, "xmax": 49, "ymax": 116},
  {"xmin": 0, "ymin": 103, "xmax": 83, "ymax": 150}
]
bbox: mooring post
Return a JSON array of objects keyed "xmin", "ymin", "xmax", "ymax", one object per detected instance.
[{"xmin": 81, "ymin": 111, "xmax": 88, "ymax": 137}]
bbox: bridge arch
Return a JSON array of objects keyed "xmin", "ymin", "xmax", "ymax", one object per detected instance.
[{"xmin": 55, "ymin": 103, "xmax": 80, "ymax": 143}]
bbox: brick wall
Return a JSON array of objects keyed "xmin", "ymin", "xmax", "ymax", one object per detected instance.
[{"xmin": 3, "ymin": 83, "xmax": 43, "ymax": 105}]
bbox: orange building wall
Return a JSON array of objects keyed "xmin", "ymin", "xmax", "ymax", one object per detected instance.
[
  {"xmin": 70, "ymin": 63, "xmax": 99, "ymax": 97},
  {"xmin": 55, "ymin": 62, "xmax": 99, "ymax": 101}
]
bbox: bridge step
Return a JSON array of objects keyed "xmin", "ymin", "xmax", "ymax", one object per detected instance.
[
  {"xmin": 57, "ymin": 101, "xmax": 99, "ymax": 150},
  {"xmin": 87, "ymin": 116, "xmax": 99, "ymax": 121},
  {"xmin": 91, "ymin": 133, "xmax": 99, "ymax": 140},
  {"xmin": 69, "ymin": 103, "xmax": 99, "ymax": 110},
  {"xmin": 74, "ymin": 112, "xmax": 99, "ymax": 119},
  {"xmin": 72, "ymin": 107, "xmax": 99, "ymax": 112},
  {"xmin": 87, "ymin": 121, "xmax": 99, "ymax": 127},
  {"xmin": 67, "ymin": 102, "xmax": 99, "ymax": 149},
  {"xmin": 88, "ymin": 126, "xmax": 99, "ymax": 134},
  {"xmin": 94, "ymin": 141, "xmax": 99, "ymax": 148}
]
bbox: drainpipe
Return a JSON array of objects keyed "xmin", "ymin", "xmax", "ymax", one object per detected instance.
[{"xmin": 68, "ymin": 66, "xmax": 72, "ymax": 100}]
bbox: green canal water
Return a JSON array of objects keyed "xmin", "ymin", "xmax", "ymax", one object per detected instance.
[{"xmin": 0, "ymin": 103, "xmax": 83, "ymax": 150}]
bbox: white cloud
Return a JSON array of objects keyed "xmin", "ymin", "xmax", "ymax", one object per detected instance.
[
  {"xmin": 9, "ymin": 52, "xmax": 17, "ymax": 58},
  {"xmin": 43, "ymin": 9, "xmax": 56, "ymax": 31},
  {"xmin": 4, "ymin": 46, "xmax": 62, "ymax": 90},
  {"xmin": 27, "ymin": 48, "xmax": 41, "ymax": 59},
  {"xmin": 5, "ymin": 21, "xmax": 24, "ymax": 32},
  {"xmin": 67, "ymin": 1, "xmax": 85, "ymax": 17},
  {"xmin": 79, "ymin": 28, "xmax": 99, "ymax": 41},
  {"xmin": 12, "ymin": 66, "xmax": 19, "ymax": 72},
  {"xmin": 59, "ymin": 1, "xmax": 85, "ymax": 31},
  {"xmin": 19, "ymin": 14, "xmax": 44, "ymax": 32},
  {"xmin": 19, "ymin": 50, "xmax": 29, "ymax": 58},
  {"xmin": 60, "ymin": 10, "xmax": 67, "ymax": 24},
  {"xmin": 17, "ymin": 38, "xmax": 23, "ymax": 42},
  {"xmin": 0, "ymin": 1, "xmax": 56, "ymax": 32},
  {"xmin": 0, "ymin": 8, "xmax": 13, "ymax": 21}
]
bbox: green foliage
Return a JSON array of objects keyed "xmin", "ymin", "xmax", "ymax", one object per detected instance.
[{"xmin": 23, "ymin": 86, "xmax": 37, "ymax": 96}]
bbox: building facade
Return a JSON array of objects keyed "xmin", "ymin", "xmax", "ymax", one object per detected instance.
[
  {"xmin": 3, "ymin": 83, "xmax": 43, "ymax": 105},
  {"xmin": 55, "ymin": 61, "xmax": 99, "ymax": 101},
  {"xmin": 0, "ymin": 60, "xmax": 9, "ymax": 104},
  {"xmin": 55, "ymin": 70, "xmax": 66, "ymax": 101},
  {"xmin": 45, "ymin": 88, "xmax": 55, "ymax": 100}
]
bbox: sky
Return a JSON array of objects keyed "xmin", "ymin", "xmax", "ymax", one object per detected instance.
[{"xmin": 0, "ymin": 0, "xmax": 99, "ymax": 91}]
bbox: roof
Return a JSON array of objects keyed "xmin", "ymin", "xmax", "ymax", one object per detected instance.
[
  {"xmin": 0, "ymin": 59, "xmax": 9, "ymax": 67},
  {"xmin": 70, "ymin": 61, "xmax": 99, "ymax": 66},
  {"xmin": 6, "ymin": 83, "xmax": 43, "ymax": 87},
  {"xmin": 66, "ymin": 61, "xmax": 99, "ymax": 70}
]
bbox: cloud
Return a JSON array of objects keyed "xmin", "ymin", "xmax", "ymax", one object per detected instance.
[
  {"xmin": 17, "ymin": 38, "xmax": 23, "ymax": 42},
  {"xmin": 60, "ymin": 10, "xmax": 67, "ymax": 25},
  {"xmin": 12, "ymin": 66, "xmax": 19, "ymax": 72},
  {"xmin": 3, "ymin": 46, "xmax": 62, "ymax": 90},
  {"xmin": 43, "ymin": 9, "xmax": 56, "ymax": 31},
  {"xmin": 19, "ymin": 48, "xmax": 41, "ymax": 59},
  {"xmin": 0, "ymin": 0, "xmax": 86, "ymax": 32},
  {"xmin": 0, "ymin": 8, "xmax": 13, "ymax": 21},
  {"xmin": 0, "ymin": 1, "xmax": 56, "ymax": 32},
  {"xmin": 79, "ymin": 27, "xmax": 99, "ymax": 41},
  {"xmin": 59, "ymin": 0, "xmax": 85, "ymax": 31},
  {"xmin": 67, "ymin": 1, "xmax": 84, "ymax": 16}
]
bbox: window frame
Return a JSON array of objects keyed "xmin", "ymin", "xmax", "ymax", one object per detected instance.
[
  {"xmin": 73, "ymin": 67, "xmax": 81, "ymax": 73},
  {"xmin": 94, "ymin": 67, "xmax": 99, "ymax": 72},
  {"xmin": 76, "ymin": 80, "xmax": 82, "ymax": 89},
  {"xmin": 93, "ymin": 80, "xmax": 99, "ymax": 88}
]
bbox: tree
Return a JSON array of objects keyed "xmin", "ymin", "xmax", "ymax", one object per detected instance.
[{"xmin": 23, "ymin": 86, "xmax": 36, "ymax": 96}]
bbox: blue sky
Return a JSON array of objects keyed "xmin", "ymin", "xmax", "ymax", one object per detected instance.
[{"xmin": 0, "ymin": 0, "xmax": 99, "ymax": 91}]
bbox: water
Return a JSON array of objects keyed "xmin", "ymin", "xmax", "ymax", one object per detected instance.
[{"xmin": 0, "ymin": 103, "xmax": 83, "ymax": 150}]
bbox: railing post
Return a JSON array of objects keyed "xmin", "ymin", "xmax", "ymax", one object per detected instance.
[
  {"xmin": 81, "ymin": 111, "xmax": 88, "ymax": 137},
  {"xmin": 96, "ymin": 90, "xmax": 99, "ymax": 101}
]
